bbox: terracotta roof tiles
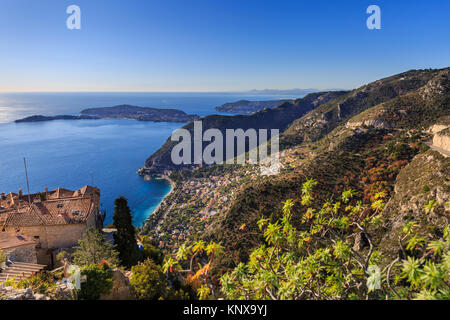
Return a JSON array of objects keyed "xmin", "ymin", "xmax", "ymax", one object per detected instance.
[{"xmin": 0, "ymin": 186, "xmax": 99, "ymax": 228}]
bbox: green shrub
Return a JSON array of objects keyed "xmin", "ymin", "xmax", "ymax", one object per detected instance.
[
  {"xmin": 130, "ymin": 259, "xmax": 166, "ymax": 300},
  {"xmin": 219, "ymin": 179, "xmax": 449, "ymax": 300},
  {"xmin": 77, "ymin": 264, "xmax": 113, "ymax": 300}
]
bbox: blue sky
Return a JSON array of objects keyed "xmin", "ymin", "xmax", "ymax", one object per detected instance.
[{"xmin": 0, "ymin": 0, "xmax": 448, "ymax": 92}]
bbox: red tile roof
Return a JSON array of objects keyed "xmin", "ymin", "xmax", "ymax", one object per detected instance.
[
  {"xmin": 0, "ymin": 186, "xmax": 99, "ymax": 228},
  {"xmin": 0, "ymin": 232, "xmax": 36, "ymax": 250}
]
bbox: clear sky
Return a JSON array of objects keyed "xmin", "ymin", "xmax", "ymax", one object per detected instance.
[{"xmin": 0, "ymin": 0, "xmax": 449, "ymax": 92}]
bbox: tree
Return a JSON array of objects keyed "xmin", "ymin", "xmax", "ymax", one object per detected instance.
[
  {"xmin": 130, "ymin": 259, "xmax": 167, "ymax": 300},
  {"xmin": 112, "ymin": 196, "xmax": 141, "ymax": 268},
  {"xmin": 162, "ymin": 240, "xmax": 223, "ymax": 300},
  {"xmin": 141, "ymin": 236, "xmax": 164, "ymax": 265},
  {"xmin": 72, "ymin": 227, "xmax": 119, "ymax": 266}
]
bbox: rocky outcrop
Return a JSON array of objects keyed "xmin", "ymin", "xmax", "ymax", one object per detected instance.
[
  {"xmin": 99, "ymin": 269, "xmax": 134, "ymax": 300},
  {"xmin": 429, "ymin": 124, "xmax": 448, "ymax": 134},
  {"xmin": 346, "ymin": 118, "xmax": 391, "ymax": 130},
  {"xmin": 433, "ymin": 128, "xmax": 450, "ymax": 154}
]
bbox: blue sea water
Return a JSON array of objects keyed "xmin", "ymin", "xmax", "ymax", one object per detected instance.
[{"xmin": 0, "ymin": 92, "xmax": 299, "ymax": 226}]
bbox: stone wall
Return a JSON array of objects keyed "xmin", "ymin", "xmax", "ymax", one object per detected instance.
[
  {"xmin": 3, "ymin": 244, "xmax": 37, "ymax": 264},
  {"xmin": 5, "ymin": 223, "xmax": 89, "ymax": 266},
  {"xmin": 6, "ymin": 224, "xmax": 88, "ymax": 250},
  {"xmin": 99, "ymin": 269, "xmax": 134, "ymax": 300}
]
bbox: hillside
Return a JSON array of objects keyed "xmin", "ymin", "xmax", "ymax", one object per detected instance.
[
  {"xmin": 280, "ymin": 69, "xmax": 445, "ymax": 148},
  {"xmin": 141, "ymin": 91, "xmax": 347, "ymax": 174},
  {"xmin": 209, "ymin": 68, "xmax": 449, "ymax": 267},
  {"xmin": 140, "ymin": 68, "xmax": 449, "ymax": 279}
]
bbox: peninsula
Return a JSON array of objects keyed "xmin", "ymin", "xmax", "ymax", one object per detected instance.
[{"xmin": 15, "ymin": 104, "xmax": 200, "ymax": 123}]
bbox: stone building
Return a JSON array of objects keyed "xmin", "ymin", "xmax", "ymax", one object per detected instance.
[{"xmin": 0, "ymin": 186, "xmax": 104, "ymax": 267}]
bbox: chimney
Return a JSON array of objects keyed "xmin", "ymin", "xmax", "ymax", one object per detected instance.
[
  {"xmin": 18, "ymin": 189, "xmax": 23, "ymax": 197},
  {"xmin": 56, "ymin": 187, "xmax": 60, "ymax": 199},
  {"xmin": 1, "ymin": 192, "xmax": 5, "ymax": 200},
  {"xmin": 45, "ymin": 187, "xmax": 48, "ymax": 199}
]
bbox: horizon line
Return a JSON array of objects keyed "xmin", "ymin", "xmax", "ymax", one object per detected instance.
[{"xmin": 0, "ymin": 88, "xmax": 348, "ymax": 94}]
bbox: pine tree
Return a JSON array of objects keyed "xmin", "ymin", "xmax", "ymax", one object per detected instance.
[
  {"xmin": 71, "ymin": 227, "xmax": 119, "ymax": 266},
  {"xmin": 112, "ymin": 196, "xmax": 141, "ymax": 268}
]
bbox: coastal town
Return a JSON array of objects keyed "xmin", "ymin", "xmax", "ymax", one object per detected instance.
[{"xmin": 142, "ymin": 163, "xmax": 267, "ymax": 249}]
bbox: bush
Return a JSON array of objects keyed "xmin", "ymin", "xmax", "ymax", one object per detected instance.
[
  {"xmin": 77, "ymin": 264, "xmax": 113, "ymax": 300},
  {"xmin": 219, "ymin": 179, "xmax": 449, "ymax": 300},
  {"xmin": 130, "ymin": 259, "xmax": 167, "ymax": 300}
]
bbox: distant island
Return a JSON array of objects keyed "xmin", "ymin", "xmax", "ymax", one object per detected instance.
[
  {"xmin": 15, "ymin": 104, "xmax": 200, "ymax": 123},
  {"xmin": 215, "ymin": 99, "xmax": 293, "ymax": 114}
]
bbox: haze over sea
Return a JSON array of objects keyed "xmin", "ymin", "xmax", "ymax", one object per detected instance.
[{"xmin": 0, "ymin": 92, "xmax": 299, "ymax": 226}]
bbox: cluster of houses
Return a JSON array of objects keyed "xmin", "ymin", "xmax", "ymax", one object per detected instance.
[
  {"xmin": 0, "ymin": 186, "xmax": 104, "ymax": 271},
  {"xmin": 157, "ymin": 172, "xmax": 257, "ymax": 249}
]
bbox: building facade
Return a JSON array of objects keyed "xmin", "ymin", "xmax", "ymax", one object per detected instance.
[{"xmin": 0, "ymin": 186, "xmax": 104, "ymax": 267}]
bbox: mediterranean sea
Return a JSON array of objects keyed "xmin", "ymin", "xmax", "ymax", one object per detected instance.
[{"xmin": 0, "ymin": 92, "xmax": 300, "ymax": 226}]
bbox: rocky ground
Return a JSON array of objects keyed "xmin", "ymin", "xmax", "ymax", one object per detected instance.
[{"xmin": 0, "ymin": 284, "xmax": 72, "ymax": 300}]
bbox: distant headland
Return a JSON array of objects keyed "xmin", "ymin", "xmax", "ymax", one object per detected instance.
[
  {"xmin": 214, "ymin": 99, "xmax": 293, "ymax": 114},
  {"xmin": 15, "ymin": 104, "xmax": 200, "ymax": 123}
]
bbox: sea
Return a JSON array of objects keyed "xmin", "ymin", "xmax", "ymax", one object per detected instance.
[{"xmin": 0, "ymin": 92, "xmax": 300, "ymax": 226}]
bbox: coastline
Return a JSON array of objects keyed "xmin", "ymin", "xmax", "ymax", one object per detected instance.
[{"xmin": 142, "ymin": 173, "xmax": 177, "ymax": 226}]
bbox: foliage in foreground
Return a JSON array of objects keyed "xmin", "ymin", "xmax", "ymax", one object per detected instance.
[
  {"xmin": 162, "ymin": 239, "xmax": 224, "ymax": 300},
  {"xmin": 77, "ymin": 262, "xmax": 113, "ymax": 300},
  {"xmin": 130, "ymin": 259, "xmax": 166, "ymax": 300},
  {"xmin": 218, "ymin": 179, "xmax": 449, "ymax": 300}
]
